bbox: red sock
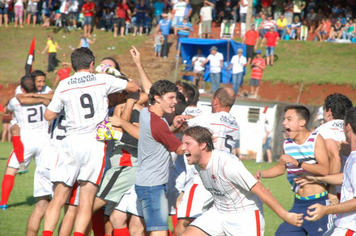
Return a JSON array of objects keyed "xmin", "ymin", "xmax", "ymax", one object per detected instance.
[
  {"xmin": 104, "ymin": 235, "xmax": 112, "ymax": 236},
  {"xmin": 113, "ymin": 228, "xmax": 130, "ymax": 236},
  {"xmin": 0, "ymin": 175, "xmax": 15, "ymax": 205},
  {"xmin": 168, "ymin": 230, "xmax": 173, "ymax": 236},
  {"xmin": 73, "ymin": 233, "xmax": 85, "ymax": 236},
  {"xmin": 42, "ymin": 231, "xmax": 53, "ymax": 236},
  {"xmin": 92, "ymin": 208, "xmax": 105, "ymax": 236},
  {"xmin": 12, "ymin": 136, "xmax": 24, "ymax": 163}
]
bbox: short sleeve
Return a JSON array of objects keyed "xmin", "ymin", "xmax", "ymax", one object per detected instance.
[
  {"xmin": 47, "ymin": 87, "xmax": 63, "ymax": 113},
  {"xmin": 230, "ymin": 56, "xmax": 236, "ymax": 64},
  {"xmin": 187, "ymin": 115, "xmax": 209, "ymax": 128},
  {"xmin": 225, "ymin": 157, "xmax": 258, "ymax": 191},
  {"xmin": 351, "ymin": 163, "xmax": 356, "ymax": 197},
  {"xmin": 207, "ymin": 54, "xmax": 213, "ymax": 60},
  {"xmin": 103, "ymin": 74, "xmax": 128, "ymax": 95},
  {"xmin": 7, "ymin": 98, "xmax": 16, "ymax": 112},
  {"xmin": 15, "ymin": 85, "xmax": 23, "ymax": 95},
  {"xmin": 219, "ymin": 53, "xmax": 224, "ymax": 60}
]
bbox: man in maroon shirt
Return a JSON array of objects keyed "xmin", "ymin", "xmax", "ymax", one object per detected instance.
[
  {"xmin": 260, "ymin": 27, "xmax": 279, "ymax": 66},
  {"xmin": 81, "ymin": 0, "xmax": 95, "ymax": 37},
  {"xmin": 242, "ymin": 23, "xmax": 260, "ymax": 64},
  {"xmin": 114, "ymin": 0, "xmax": 131, "ymax": 37}
]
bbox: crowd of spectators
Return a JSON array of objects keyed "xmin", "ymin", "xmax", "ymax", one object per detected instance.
[{"xmin": 0, "ymin": 0, "xmax": 355, "ymax": 43}]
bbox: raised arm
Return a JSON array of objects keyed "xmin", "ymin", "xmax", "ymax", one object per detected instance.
[{"xmin": 130, "ymin": 45, "xmax": 153, "ymax": 94}]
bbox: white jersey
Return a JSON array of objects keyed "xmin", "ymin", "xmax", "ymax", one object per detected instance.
[
  {"xmin": 15, "ymin": 85, "xmax": 53, "ymax": 95},
  {"xmin": 192, "ymin": 55, "xmax": 206, "ymax": 72},
  {"xmin": 334, "ymin": 151, "xmax": 356, "ymax": 231},
  {"xmin": 182, "ymin": 106, "xmax": 203, "ymax": 117},
  {"xmin": 188, "ymin": 111, "xmax": 239, "ymax": 153},
  {"xmin": 7, "ymin": 97, "xmax": 48, "ymax": 132},
  {"xmin": 47, "ymin": 72, "xmax": 127, "ymax": 136},
  {"xmin": 195, "ymin": 149, "xmax": 262, "ymax": 213},
  {"xmin": 48, "ymin": 110, "xmax": 67, "ymax": 144}
]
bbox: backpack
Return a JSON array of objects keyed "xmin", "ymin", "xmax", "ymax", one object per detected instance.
[{"xmin": 0, "ymin": 0, "xmax": 5, "ymax": 9}]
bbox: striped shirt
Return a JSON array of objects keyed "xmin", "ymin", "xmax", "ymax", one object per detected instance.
[
  {"xmin": 195, "ymin": 149, "xmax": 262, "ymax": 213},
  {"xmin": 284, "ymin": 131, "xmax": 318, "ymax": 193},
  {"xmin": 263, "ymin": 20, "xmax": 276, "ymax": 29},
  {"xmin": 250, "ymin": 58, "xmax": 266, "ymax": 80}
]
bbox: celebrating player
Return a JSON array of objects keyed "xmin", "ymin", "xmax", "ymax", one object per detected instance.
[{"xmin": 180, "ymin": 126, "xmax": 304, "ymax": 235}]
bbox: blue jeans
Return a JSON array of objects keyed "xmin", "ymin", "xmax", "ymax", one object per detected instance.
[
  {"xmin": 278, "ymin": 28, "xmax": 286, "ymax": 39},
  {"xmin": 343, "ymin": 31, "xmax": 352, "ymax": 40},
  {"xmin": 266, "ymin": 46, "xmax": 275, "ymax": 56},
  {"xmin": 210, "ymin": 72, "xmax": 221, "ymax": 93},
  {"xmin": 135, "ymin": 184, "xmax": 169, "ymax": 231},
  {"xmin": 232, "ymin": 72, "xmax": 243, "ymax": 93}
]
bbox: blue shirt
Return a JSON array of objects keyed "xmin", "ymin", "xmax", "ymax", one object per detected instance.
[
  {"xmin": 153, "ymin": 1, "xmax": 165, "ymax": 16},
  {"xmin": 81, "ymin": 38, "xmax": 90, "ymax": 48},
  {"xmin": 135, "ymin": 3, "xmax": 148, "ymax": 18},
  {"xmin": 159, "ymin": 18, "xmax": 172, "ymax": 35},
  {"xmin": 176, "ymin": 22, "xmax": 193, "ymax": 36},
  {"xmin": 184, "ymin": 3, "xmax": 192, "ymax": 17}
]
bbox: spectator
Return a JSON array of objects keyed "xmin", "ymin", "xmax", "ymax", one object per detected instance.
[
  {"xmin": 219, "ymin": 0, "xmax": 233, "ymax": 37},
  {"xmin": 184, "ymin": 0, "xmax": 192, "ymax": 19},
  {"xmin": 26, "ymin": 0, "xmax": 38, "ymax": 27},
  {"xmin": 200, "ymin": 46, "xmax": 223, "ymax": 94},
  {"xmin": 254, "ymin": 13, "xmax": 263, "ymax": 29},
  {"xmin": 176, "ymin": 16, "xmax": 193, "ymax": 50},
  {"xmin": 329, "ymin": 20, "xmax": 343, "ymax": 40},
  {"xmin": 94, "ymin": 0, "xmax": 103, "ymax": 29},
  {"xmin": 345, "ymin": 6, "xmax": 353, "ymax": 20},
  {"xmin": 276, "ymin": 14, "xmax": 287, "ymax": 39},
  {"xmin": 284, "ymin": 0, "xmax": 294, "ymax": 24},
  {"xmin": 42, "ymin": 35, "xmax": 60, "ymax": 74},
  {"xmin": 153, "ymin": 0, "xmax": 165, "ymax": 25},
  {"xmin": 114, "ymin": 0, "xmax": 131, "ymax": 37},
  {"xmin": 1, "ymin": 101, "xmax": 12, "ymax": 142},
  {"xmin": 200, "ymin": 0, "xmax": 214, "ymax": 38},
  {"xmin": 337, "ymin": 13, "xmax": 347, "ymax": 26},
  {"xmin": 172, "ymin": 0, "xmax": 187, "ymax": 29},
  {"xmin": 287, "ymin": 16, "xmax": 302, "ymax": 39},
  {"xmin": 59, "ymin": 0, "xmax": 70, "ymax": 30},
  {"xmin": 133, "ymin": 0, "xmax": 148, "ymax": 36},
  {"xmin": 82, "ymin": 0, "xmax": 95, "ymax": 37},
  {"xmin": 99, "ymin": 7, "xmax": 114, "ymax": 31},
  {"xmin": 242, "ymin": 23, "xmax": 259, "ymax": 64},
  {"xmin": 293, "ymin": 0, "xmax": 305, "ymax": 20},
  {"xmin": 41, "ymin": 0, "xmax": 51, "ymax": 27},
  {"xmin": 261, "ymin": 0, "xmax": 273, "ymax": 16},
  {"xmin": 306, "ymin": 8, "xmax": 316, "ymax": 32},
  {"xmin": 261, "ymin": 15, "xmax": 276, "ymax": 37},
  {"xmin": 273, "ymin": 0, "xmax": 285, "ymax": 21},
  {"xmin": 77, "ymin": 33, "xmax": 95, "ymax": 48},
  {"xmin": 155, "ymin": 13, "xmax": 171, "ymax": 58},
  {"xmin": 239, "ymin": 0, "xmax": 248, "ymax": 37},
  {"xmin": 229, "ymin": 48, "xmax": 247, "ymax": 94},
  {"xmin": 249, "ymin": 50, "xmax": 266, "ymax": 98},
  {"xmin": 154, "ymin": 29, "xmax": 164, "ymax": 57},
  {"xmin": 192, "ymin": 48, "xmax": 206, "ymax": 88},
  {"xmin": 331, "ymin": 3, "xmax": 343, "ymax": 17},
  {"xmin": 53, "ymin": 62, "xmax": 71, "ymax": 87},
  {"xmin": 261, "ymin": 26, "xmax": 279, "ymax": 66},
  {"xmin": 68, "ymin": 0, "xmax": 79, "ymax": 30},
  {"xmin": 0, "ymin": 0, "xmax": 10, "ymax": 27},
  {"xmin": 316, "ymin": 18, "xmax": 331, "ymax": 41},
  {"xmin": 342, "ymin": 18, "xmax": 355, "ymax": 40},
  {"xmin": 263, "ymin": 119, "xmax": 272, "ymax": 163}
]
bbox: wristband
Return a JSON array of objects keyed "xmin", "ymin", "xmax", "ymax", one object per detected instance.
[{"xmin": 297, "ymin": 159, "xmax": 303, "ymax": 168}]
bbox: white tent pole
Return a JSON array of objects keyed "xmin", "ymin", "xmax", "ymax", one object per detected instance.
[{"xmin": 174, "ymin": 42, "xmax": 182, "ymax": 83}]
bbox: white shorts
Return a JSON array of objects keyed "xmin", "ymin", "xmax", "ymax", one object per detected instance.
[
  {"xmin": 66, "ymin": 181, "xmax": 80, "ymax": 206},
  {"xmin": 7, "ymin": 131, "xmax": 49, "ymax": 169},
  {"xmin": 330, "ymin": 227, "xmax": 355, "ymax": 236},
  {"xmin": 191, "ymin": 207, "xmax": 265, "ymax": 236},
  {"xmin": 37, "ymin": 140, "xmax": 61, "ymax": 170},
  {"xmin": 34, "ymin": 166, "xmax": 53, "ymax": 198},
  {"xmin": 177, "ymin": 183, "xmax": 213, "ymax": 219},
  {"xmin": 115, "ymin": 185, "xmax": 143, "ymax": 217},
  {"xmin": 51, "ymin": 134, "xmax": 107, "ymax": 187},
  {"xmin": 10, "ymin": 117, "xmax": 18, "ymax": 128}
]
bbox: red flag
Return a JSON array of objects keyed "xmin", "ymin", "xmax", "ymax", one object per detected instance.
[{"xmin": 25, "ymin": 37, "xmax": 35, "ymax": 75}]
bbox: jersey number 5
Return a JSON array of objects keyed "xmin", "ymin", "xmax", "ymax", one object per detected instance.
[{"xmin": 80, "ymin": 94, "xmax": 94, "ymax": 118}]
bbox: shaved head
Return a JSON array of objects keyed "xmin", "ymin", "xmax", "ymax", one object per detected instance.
[{"xmin": 213, "ymin": 87, "xmax": 236, "ymax": 108}]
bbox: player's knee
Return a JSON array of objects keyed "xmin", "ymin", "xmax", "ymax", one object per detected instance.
[{"xmin": 10, "ymin": 124, "xmax": 20, "ymax": 136}]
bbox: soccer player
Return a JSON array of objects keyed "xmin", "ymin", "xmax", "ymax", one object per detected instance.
[
  {"xmin": 181, "ymin": 84, "xmax": 202, "ymax": 116},
  {"xmin": 0, "ymin": 75, "xmax": 51, "ymax": 210},
  {"xmin": 180, "ymin": 126, "xmax": 304, "ymax": 235},
  {"xmin": 316, "ymin": 93, "xmax": 352, "ymax": 205},
  {"xmin": 42, "ymin": 48, "xmax": 139, "ymax": 236},
  {"xmin": 175, "ymin": 86, "xmax": 239, "ymax": 235},
  {"xmin": 255, "ymin": 105, "xmax": 330, "ymax": 236},
  {"xmin": 295, "ymin": 107, "xmax": 356, "ymax": 236}
]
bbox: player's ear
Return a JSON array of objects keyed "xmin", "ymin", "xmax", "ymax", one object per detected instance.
[
  {"xmin": 200, "ymin": 142, "xmax": 207, "ymax": 151},
  {"xmin": 300, "ymin": 118, "xmax": 306, "ymax": 127},
  {"xmin": 154, "ymin": 95, "xmax": 161, "ymax": 104}
]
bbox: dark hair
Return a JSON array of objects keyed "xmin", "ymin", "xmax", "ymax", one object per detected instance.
[
  {"xmin": 189, "ymin": 84, "xmax": 200, "ymax": 106},
  {"xmin": 20, "ymin": 75, "xmax": 36, "ymax": 93},
  {"xmin": 183, "ymin": 126, "xmax": 214, "ymax": 152},
  {"xmin": 284, "ymin": 105, "xmax": 310, "ymax": 124},
  {"xmin": 101, "ymin": 56, "xmax": 121, "ymax": 71},
  {"xmin": 345, "ymin": 107, "xmax": 356, "ymax": 134},
  {"xmin": 71, "ymin": 48, "xmax": 95, "ymax": 71},
  {"xmin": 180, "ymin": 82, "xmax": 195, "ymax": 106},
  {"xmin": 213, "ymin": 87, "xmax": 235, "ymax": 108},
  {"xmin": 30, "ymin": 70, "xmax": 46, "ymax": 79},
  {"xmin": 175, "ymin": 92, "xmax": 187, "ymax": 115},
  {"xmin": 324, "ymin": 93, "xmax": 352, "ymax": 120},
  {"xmin": 149, "ymin": 80, "xmax": 178, "ymax": 105}
]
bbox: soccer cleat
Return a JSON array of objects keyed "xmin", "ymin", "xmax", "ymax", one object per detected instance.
[
  {"xmin": 17, "ymin": 163, "xmax": 28, "ymax": 175},
  {"xmin": 0, "ymin": 204, "xmax": 8, "ymax": 210}
]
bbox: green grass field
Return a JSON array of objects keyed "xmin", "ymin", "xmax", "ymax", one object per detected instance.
[
  {"xmin": 0, "ymin": 26, "xmax": 355, "ymax": 86},
  {"xmin": 0, "ymin": 141, "xmax": 293, "ymax": 235}
]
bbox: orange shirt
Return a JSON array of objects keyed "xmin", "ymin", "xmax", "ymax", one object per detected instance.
[{"xmin": 245, "ymin": 30, "xmax": 260, "ymax": 46}]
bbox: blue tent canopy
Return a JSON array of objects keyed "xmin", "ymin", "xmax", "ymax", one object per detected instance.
[{"xmin": 179, "ymin": 38, "xmax": 246, "ymax": 83}]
